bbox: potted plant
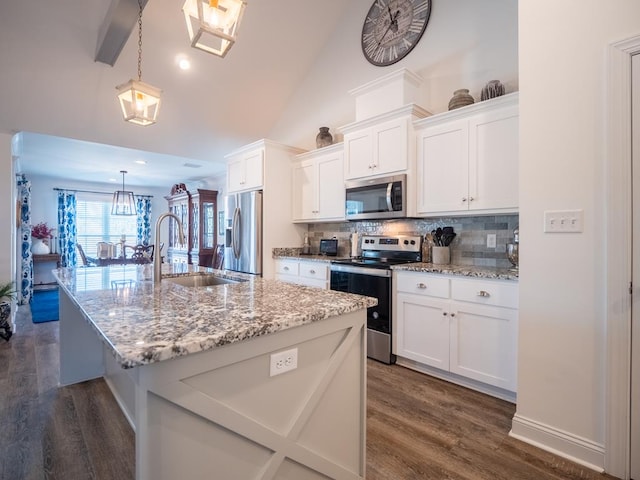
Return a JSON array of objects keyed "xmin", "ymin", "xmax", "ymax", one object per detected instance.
[
  {"xmin": 0, "ymin": 281, "xmax": 16, "ymax": 341},
  {"xmin": 31, "ymin": 222, "xmax": 54, "ymax": 255}
]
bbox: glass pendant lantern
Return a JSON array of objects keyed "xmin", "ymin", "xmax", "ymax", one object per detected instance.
[
  {"xmin": 112, "ymin": 171, "xmax": 136, "ymax": 216},
  {"xmin": 116, "ymin": 0, "xmax": 161, "ymax": 126},
  {"xmin": 182, "ymin": 0, "xmax": 247, "ymax": 58}
]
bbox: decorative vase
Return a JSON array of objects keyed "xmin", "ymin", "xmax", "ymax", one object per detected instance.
[
  {"xmin": 448, "ymin": 89, "xmax": 475, "ymax": 111},
  {"xmin": 0, "ymin": 302, "xmax": 12, "ymax": 341},
  {"xmin": 481, "ymin": 79, "xmax": 505, "ymax": 101},
  {"xmin": 316, "ymin": 127, "xmax": 333, "ymax": 149},
  {"xmin": 32, "ymin": 238, "xmax": 50, "ymax": 255}
]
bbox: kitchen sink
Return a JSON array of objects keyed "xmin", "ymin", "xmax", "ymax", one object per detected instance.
[{"xmin": 164, "ymin": 274, "xmax": 243, "ymax": 288}]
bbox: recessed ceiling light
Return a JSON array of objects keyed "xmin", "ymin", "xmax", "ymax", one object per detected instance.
[
  {"xmin": 177, "ymin": 56, "xmax": 191, "ymax": 71},
  {"xmin": 135, "ymin": 159, "xmax": 147, "ymax": 165}
]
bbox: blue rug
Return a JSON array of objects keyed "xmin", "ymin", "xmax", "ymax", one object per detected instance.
[{"xmin": 31, "ymin": 289, "xmax": 59, "ymax": 323}]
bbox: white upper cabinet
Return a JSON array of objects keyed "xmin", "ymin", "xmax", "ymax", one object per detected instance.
[
  {"xmin": 344, "ymin": 117, "xmax": 408, "ymax": 179},
  {"xmin": 340, "ymin": 105, "xmax": 430, "ymax": 181},
  {"xmin": 292, "ymin": 144, "xmax": 345, "ymax": 222},
  {"xmin": 415, "ymin": 93, "xmax": 519, "ymax": 216},
  {"xmin": 226, "ymin": 147, "xmax": 264, "ymax": 193}
]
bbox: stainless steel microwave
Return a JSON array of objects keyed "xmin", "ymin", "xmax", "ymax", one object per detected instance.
[{"xmin": 345, "ymin": 174, "xmax": 406, "ymax": 220}]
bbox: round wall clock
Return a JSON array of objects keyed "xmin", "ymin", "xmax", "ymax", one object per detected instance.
[{"xmin": 361, "ymin": 0, "xmax": 432, "ymax": 67}]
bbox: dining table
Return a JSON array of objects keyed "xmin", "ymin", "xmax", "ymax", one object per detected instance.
[{"xmin": 94, "ymin": 256, "xmax": 152, "ymax": 266}]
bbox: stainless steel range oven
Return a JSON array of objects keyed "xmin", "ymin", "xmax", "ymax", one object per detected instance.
[{"xmin": 330, "ymin": 235, "xmax": 421, "ymax": 364}]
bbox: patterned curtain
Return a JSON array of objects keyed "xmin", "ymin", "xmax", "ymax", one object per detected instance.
[
  {"xmin": 136, "ymin": 196, "xmax": 152, "ymax": 245},
  {"xmin": 57, "ymin": 191, "xmax": 77, "ymax": 267},
  {"xmin": 16, "ymin": 175, "xmax": 32, "ymax": 305}
]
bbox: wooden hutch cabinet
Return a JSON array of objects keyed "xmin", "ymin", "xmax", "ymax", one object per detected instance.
[{"xmin": 165, "ymin": 187, "xmax": 218, "ymax": 267}]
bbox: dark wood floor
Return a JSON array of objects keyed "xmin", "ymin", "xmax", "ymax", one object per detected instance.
[{"xmin": 0, "ymin": 306, "xmax": 618, "ymax": 480}]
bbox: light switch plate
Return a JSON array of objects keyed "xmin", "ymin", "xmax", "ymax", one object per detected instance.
[
  {"xmin": 543, "ymin": 209, "xmax": 584, "ymax": 233},
  {"xmin": 486, "ymin": 234, "xmax": 497, "ymax": 248}
]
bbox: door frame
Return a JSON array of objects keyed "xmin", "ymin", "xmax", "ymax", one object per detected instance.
[{"xmin": 606, "ymin": 35, "xmax": 640, "ymax": 479}]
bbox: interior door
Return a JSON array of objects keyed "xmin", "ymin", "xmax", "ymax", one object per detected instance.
[{"xmin": 631, "ymin": 52, "xmax": 639, "ymax": 480}]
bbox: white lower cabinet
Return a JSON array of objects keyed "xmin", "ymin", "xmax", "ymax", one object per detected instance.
[
  {"xmin": 275, "ymin": 259, "xmax": 330, "ymax": 289},
  {"xmin": 394, "ymin": 271, "xmax": 518, "ymax": 395}
]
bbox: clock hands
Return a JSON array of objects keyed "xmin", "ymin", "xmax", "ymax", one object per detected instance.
[{"xmin": 378, "ymin": 8, "xmax": 401, "ymax": 46}]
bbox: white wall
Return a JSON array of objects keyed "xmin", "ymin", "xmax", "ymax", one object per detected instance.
[
  {"xmin": 270, "ymin": 0, "xmax": 518, "ymax": 150},
  {"xmin": 0, "ymin": 133, "xmax": 15, "ymax": 286},
  {"xmin": 514, "ymin": 0, "xmax": 640, "ymax": 471}
]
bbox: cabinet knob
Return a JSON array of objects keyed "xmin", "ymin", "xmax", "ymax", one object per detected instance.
[
  {"xmin": 477, "ymin": 290, "xmax": 490, "ymax": 297},
  {"xmin": 450, "ymin": 312, "xmax": 456, "ymax": 317},
  {"xmin": 442, "ymin": 312, "xmax": 448, "ymax": 316},
  {"xmin": 417, "ymin": 283, "xmax": 427, "ymax": 289},
  {"xmin": 309, "ymin": 269, "xmax": 316, "ymax": 274},
  {"xmin": 283, "ymin": 266, "xmax": 289, "ymax": 271},
  {"xmin": 469, "ymin": 196, "xmax": 474, "ymax": 202},
  {"xmin": 462, "ymin": 197, "xmax": 467, "ymax": 202}
]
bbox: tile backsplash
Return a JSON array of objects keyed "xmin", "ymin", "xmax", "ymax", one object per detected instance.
[{"xmin": 306, "ymin": 214, "xmax": 519, "ymax": 269}]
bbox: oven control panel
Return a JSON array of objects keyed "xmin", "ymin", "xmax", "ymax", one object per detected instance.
[{"xmin": 361, "ymin": 235, "xmax": 421, "ymax": 253}]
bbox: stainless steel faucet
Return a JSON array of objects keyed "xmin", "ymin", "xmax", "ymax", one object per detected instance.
[{"xmin": 154, "ymin": 212, "xmax": 185, "ymax": 283}]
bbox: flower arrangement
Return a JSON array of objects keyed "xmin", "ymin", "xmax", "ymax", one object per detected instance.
[{"xmin": 31, "ymin": 222, "xmax": 54, "ymax": 240}]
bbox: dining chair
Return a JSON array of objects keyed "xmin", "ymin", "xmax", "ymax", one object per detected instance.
[
  {"xmin": 76, "ymin": 244, "xmax": 97, "ymax": 266},
  {"xmin": 130, "ymin": 244, "xmax": 154, "ymax": 264}
]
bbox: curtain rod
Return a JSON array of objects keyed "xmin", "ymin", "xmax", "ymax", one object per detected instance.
[{"xmin": 53, "ymin": 187, "xmax": 153, "ymax": 199}]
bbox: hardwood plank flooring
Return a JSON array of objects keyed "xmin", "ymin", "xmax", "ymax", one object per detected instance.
[
  {"xmin": 366, "ymin": 360, "xmax": 617, "ymax": 480},
  {"xmin": 0, "ymin": 306, "xmax": 619, "ymax": 479}
]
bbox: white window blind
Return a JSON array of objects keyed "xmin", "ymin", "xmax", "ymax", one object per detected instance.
[{"xmin": 76, "ymin": 194, "xmax": 137, "ymax": 257}]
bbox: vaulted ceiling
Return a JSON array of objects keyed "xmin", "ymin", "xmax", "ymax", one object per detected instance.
[{"xmin": 0, "ymin": 0, "xmax": 351, "ymax": 186}]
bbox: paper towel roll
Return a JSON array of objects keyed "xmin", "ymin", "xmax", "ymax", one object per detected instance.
[{"xmin": 350, "ymin": 233, "xmax": 359, "ymax": 257}]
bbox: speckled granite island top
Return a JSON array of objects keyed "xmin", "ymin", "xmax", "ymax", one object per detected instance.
[
  {"xmin": 53, "ymin": 264, "xmax": 377, "ymax": 369},
  {"xmin": 391, "ymin": 262, "xmax": 519, "ymax": 281}
]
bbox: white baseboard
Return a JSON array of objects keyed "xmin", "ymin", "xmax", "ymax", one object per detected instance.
[{"xmin": 510, "ymin": 413, "xmax": 605, "ymax": 472}]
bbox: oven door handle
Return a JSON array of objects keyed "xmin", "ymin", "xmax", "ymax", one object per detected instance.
[{"xmin": 330, "ymin": 264, "xmax": 391, "ymax": 277}]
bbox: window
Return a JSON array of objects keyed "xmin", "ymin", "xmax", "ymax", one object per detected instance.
[{"xmin": 76, "ymin": 194, "xmax": 138, "ymax": 257}]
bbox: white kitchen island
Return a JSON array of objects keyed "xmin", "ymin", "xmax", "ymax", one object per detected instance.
[{"xmin": 54, "ymin": 264, "xmax": 375, "ymax": 480}]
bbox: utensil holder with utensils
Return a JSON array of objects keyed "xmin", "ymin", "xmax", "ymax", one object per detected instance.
[{"xmin": 429, "ymin": 226, "xmax": 456, "ymax": 264}]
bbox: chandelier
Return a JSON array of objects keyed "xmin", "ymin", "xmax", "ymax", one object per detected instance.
[
  {"xmin": 182, "ymin": 0, "xmax": 247, "ymax": 58},
  {"xmin": 112, "ymin": 171, "xmax": 136, "ymax": 216},
  {"xmin": 116, "ymin": 0, "xmax": 161, "ymax": 126}
]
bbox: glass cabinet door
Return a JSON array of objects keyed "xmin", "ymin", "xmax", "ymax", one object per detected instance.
[{"xmin": 203, "ymin": 202, "xmax": 215, "ymax": 249}]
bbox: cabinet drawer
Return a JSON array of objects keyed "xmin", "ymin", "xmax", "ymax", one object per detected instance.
[
  {"xmin": 299, "ymin": 262, "xmax": 329, "ymax": 281},
  {"xmin": 275, "ymin": 260, "xmax": 299, "ymax": 276},
  {"xmin": 451, "ymin": 278, "xmax": 518, "ymax": 309},
  {"xmin": 396, "ymin": 272, "xmax": 449, "ymax": 298}
]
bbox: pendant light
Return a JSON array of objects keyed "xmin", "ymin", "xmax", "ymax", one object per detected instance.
[
  {"xmin": 112, "ymin": 171, "xmax": 136, "ymax": 216},
  {"xmin": 182, "ymin": 0, "xmax": 246, "ymax": 58},
  {"xmin": 116, "ymin": 0, "xmax": 161, "ymax": 126}
]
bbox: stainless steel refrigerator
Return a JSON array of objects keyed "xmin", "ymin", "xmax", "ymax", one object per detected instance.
[{"xmin": 223, "ymin": 190, "xmax": 263, "ymax": 275}]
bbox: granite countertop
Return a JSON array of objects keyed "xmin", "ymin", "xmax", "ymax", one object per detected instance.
[
  {"xmin": 53, "ymin": 264, "xmax": 377, "ymax": 369},
  {"xmin": 273, "ymin": 250, "xmax": 518, "ymax": 281},
  {"xmin": 391, "ymin": 262, "xmax": 519, "ymax": 281},
  {"xmin": 272, "ymin": 248, "xmax": 346, "ymax": 263}
]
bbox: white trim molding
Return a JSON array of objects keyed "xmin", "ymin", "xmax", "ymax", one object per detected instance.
[
  {"xmin": 510, "ymin": 414, "xmax": 605, "ymax": 473},
  {"xmin": 605, "ymin": 34, "xmax": 640, "ymax": 480}
]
